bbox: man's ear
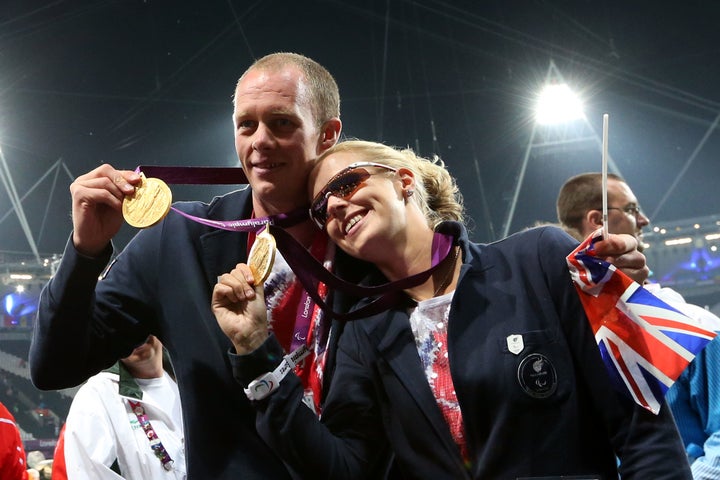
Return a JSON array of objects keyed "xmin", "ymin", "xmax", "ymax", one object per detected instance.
[
  {"xmin": 586, "ymin": 209, "xmax": 604, "ymax": 230},
  {"xmin": 318, "ymin": 118, "xmax": 342, "ymax": 153}
]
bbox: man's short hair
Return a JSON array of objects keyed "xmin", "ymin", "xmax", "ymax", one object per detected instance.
[
  {"xmin": 557, "ymin": 172, "xmax": 624, "ymax": 232},
  {"xmin": 237, "ymin": 52, "xmax": 340, "ymax": 128}
]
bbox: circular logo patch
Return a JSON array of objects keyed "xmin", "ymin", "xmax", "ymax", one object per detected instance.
[{"xmin": 517, "ymin": 353, "xmax": 558, "ymax": 399}]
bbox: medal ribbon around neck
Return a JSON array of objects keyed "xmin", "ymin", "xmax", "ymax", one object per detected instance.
[
  {"xmin": 130, "ymin": 166, "xmax": 457, "ymax": 320},
  {"xmin": 268, "ymin": 224, "xmax": 456, "ymax": 321},
  {"xmin": 137, "ymin": 165, "xmax": 249, "ymax": 184},
  {"xmin": 132, "ymin": 166, "xmax": 308, "ymax": 230}
]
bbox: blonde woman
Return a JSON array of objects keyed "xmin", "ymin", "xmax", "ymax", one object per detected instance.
[{"xmin": 213, "ymin": 140, "xmax": 689, "ymax": 479}]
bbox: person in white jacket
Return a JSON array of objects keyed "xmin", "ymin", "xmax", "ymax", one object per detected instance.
[{"xmin": 53, "ymin": 335, "xmax": 186, "ymax": 479}]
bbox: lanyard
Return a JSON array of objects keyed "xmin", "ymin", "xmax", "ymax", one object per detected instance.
[
  {"xmin": 289, "ymin": 233, "xmax": 330, "ymax": 351},
  {"xmin": 127, "ymin": 400, "xmax": 175, "ymax": 471}
]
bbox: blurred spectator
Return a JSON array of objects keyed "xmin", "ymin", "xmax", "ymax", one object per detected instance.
[
  {"xmin": 1, "ymin": 400, "xmax": 29, "ymax": 479},
  {"xmin": 666, "ymin": 336, "xmax": 720, "ymax": 479},
  {"xmin": 36, "ymin": 460, "xmax": 52, "ymax": 480},
  {"xmin": 52, "ymin": 336, "xmax": 185, "ymax": 479},
  {"xmin": 26, "ymin": 451, "xmax": 51, "ymax": 479},
  {"xmin": 50, "ymin": 424, "xmax": 65, "ymax": 480},
  {"xmin": 26, "ymin": 451, "xmax": 45, "ymax": 470}
]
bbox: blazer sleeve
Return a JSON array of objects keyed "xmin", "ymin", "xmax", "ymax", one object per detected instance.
[
  {"xmin": 230, "ymin": 330, "xmax": 392, "ymax": 479},
  {"xmin": 30, "ymin": 230, "xmax": 158, "ymax": 390},
  {"xmin": 536, "ymin": 226, "xmax": 691, "ymax": 479}
]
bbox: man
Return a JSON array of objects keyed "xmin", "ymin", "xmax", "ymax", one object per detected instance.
[
  {"xmin": 52, "ymin": 335, "xmax": 185, "ymax": 479},
  {"xmin": 556, "ymin": 172, "xmax": 649, "ymax": 244},
  {"xmin": 0, "ymin": 400, "xmax": 29, "ymax": 480},
  {"xmin": 557, "ymin": 172, "xmax": 720, "ymax": 478},
  {"xmin": 557, "ymin": 172, "xmax": 718, "ymax": 326},
  {"xmin": 29, "ymin": 52, "xmax": 648, "ymax": 478},
  {"xmin": 30, "ymin": 52, "xmax": 341, "ymax": 479}
]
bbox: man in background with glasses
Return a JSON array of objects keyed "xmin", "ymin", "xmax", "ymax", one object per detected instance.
[
  {"xmin": 556, "ymin": 172, "xmax": 649, "ymax": 249},
  {"xmin": 557, "ymin": 172, "xmax": 720, "ymax": 479}
]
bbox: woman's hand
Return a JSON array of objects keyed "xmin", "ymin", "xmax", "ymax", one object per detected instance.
[{"xmin": 212, "ymin": 263, "xmax": 269, "ymax": 354}]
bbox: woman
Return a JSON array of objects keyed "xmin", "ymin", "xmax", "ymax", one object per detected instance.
[{"xmin": 212, "ymin": 140, "xmax": 690, "ymax": 479}]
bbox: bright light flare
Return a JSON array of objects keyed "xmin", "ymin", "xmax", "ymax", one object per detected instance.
[{"xmin": 535, "ymin": 83, "xmax": 584, "ymax": 125}]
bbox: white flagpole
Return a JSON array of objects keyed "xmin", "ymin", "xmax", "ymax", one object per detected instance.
[{"xmin": 602, "ymin": 113, "xmax": 609, "ymax": 240}]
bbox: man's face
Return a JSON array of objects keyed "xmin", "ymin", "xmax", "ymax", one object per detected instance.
[
  {"xmin": 233, "ymin": 66, "xmax": 324, "ymax": 213},
  {"xmin": 606, "ymin": 179, "xmax": 650, "ymax": 245},
  {"xmin": 122, "ymin": 335, "xmax": 161, "ymax": 365}
]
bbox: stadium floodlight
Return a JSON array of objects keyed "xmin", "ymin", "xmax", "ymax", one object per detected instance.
[
  {"xmin": 535, "ymin": 83, "xmax": 584, "ymax": 125},
  {"xmin": 501, "ymin": 62, "xmax": 589, "ymax": 238}
]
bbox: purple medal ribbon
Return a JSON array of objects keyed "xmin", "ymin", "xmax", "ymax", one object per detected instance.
[
  {"xmin": 134, "ymin": 165, "xmax": 457, "ymax": 321},
  {"xmin": 137, "ymin": 165, "xmax": 248, "ymax": 184},
  {"xmin": 170, "ymin": 207, "xmax": 308, "ymax": 231},
  {"xmin": 292, "ymin": 289, "xmax": 315, "ymax": 351},
  {"xmin": 134, "ymin": 166, "xmax": 308, "ymax": 229},
  {"xmin": 268, "ymin": 224, "xmax": 456, "ymax": 321}
]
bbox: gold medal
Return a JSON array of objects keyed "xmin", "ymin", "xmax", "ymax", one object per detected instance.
[
  {"xmin": 248, "ymin": 228, "xmax": 276, "ymax": 283},
  {"xmin": 122, "ymin": 173, "xmax": 172, "ymax": 228}
]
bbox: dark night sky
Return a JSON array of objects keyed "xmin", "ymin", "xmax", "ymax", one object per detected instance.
[{"xmin": 2, "ymin": 0, "xmax": 720, "ymax": 255}]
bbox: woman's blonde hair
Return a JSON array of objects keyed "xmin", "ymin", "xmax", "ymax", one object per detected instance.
[{"xmin": 315, "ymin": 140, "xmax": 464, "ymax": 228}]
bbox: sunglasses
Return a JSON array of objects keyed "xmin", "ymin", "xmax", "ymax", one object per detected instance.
[{"xmin": 310, "ymin": 161, "xmax": 397, "ymax": 229}]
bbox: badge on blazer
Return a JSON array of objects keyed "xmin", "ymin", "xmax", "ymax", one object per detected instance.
[
  {"xmin": 506, "ymin": 334, "xmax": 524, "ymax": 355},
  {"xmin": 100, "ymin": 257, "xmax": 119, "ymax": 280},
  {"xmin": 517, "ymin": 353, "xmax": 557, "ymax": 399}
]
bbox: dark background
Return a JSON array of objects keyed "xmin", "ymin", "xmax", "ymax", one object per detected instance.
[{"xmin": 2, "ymin": 0, "xmax": 720, "ymax": 254}]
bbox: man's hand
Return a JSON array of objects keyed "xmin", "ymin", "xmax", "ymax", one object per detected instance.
[
  {"xmin": 212, "ymin": 263, "xmax": 269, "ymax": 355},
  {"xmin": 594, "ymin": 233, "xmax": 649, "ymax": 284},
  {"xmin": 70, "ymin": 164, "xmax": 141, "ymax": 257}
]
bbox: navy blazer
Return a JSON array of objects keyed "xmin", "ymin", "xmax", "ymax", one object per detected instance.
[
  {"xmin": 30, "ymin": 188, "xmax": 309, "ymax": 478},
  {"xmin": 233, "ymin": 223, "xmax": 691, "ymax": 479}
]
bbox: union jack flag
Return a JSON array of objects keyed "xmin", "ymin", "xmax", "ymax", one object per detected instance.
[{"xmin": 566, "ymin": 231, "xmax": 716, "ymax": 414}]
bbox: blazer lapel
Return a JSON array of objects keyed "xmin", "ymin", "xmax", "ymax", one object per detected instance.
[
  {"xmin": 198, "ymin": 190, "xmax": 254, "ymax": 286},
  {"xmin": 199, "ymin": 229, "xmax": 248, "ymax": 286},
  {"xmin": 371, "ymin": 310, "xmax": 468, "ymax": 465}
]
